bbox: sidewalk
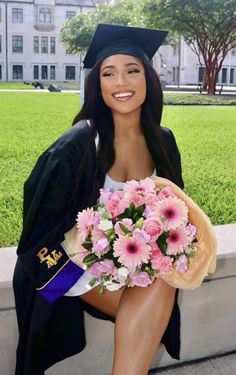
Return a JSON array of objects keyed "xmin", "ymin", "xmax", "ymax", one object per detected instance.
[{"xmin": 151, "ymin": 352, "xmax": 236, "ymax": 374}]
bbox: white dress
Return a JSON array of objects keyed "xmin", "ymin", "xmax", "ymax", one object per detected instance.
[{"xmin": 65, "ymin": 170, "xmax": 156, "ymax": 297}]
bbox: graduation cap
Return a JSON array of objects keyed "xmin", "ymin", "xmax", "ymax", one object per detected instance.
[{"xmin": 83, "ymin": 23, "xmax": 168, "ymax": 69}]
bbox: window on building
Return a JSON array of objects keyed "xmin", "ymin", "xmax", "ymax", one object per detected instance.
[
  {"xmin": 39, "ymin": 7, "xmax": 52, "ymax": 24},
  {"xmin": 33, "ymin": 36, "xmax": 39, "ymax": 53},
  {"xmin": 50, "ymin": 65, "xmax": 56, "ymax": 80},
  {"xmin": 41, "ymin": 37, "xmax": 48, "ymax": 53},
  {"xmin": 222, "ymin": 68, "xmax": 227, "ymax": 83},
  {"xmin": 13, "ymin": 65, "xmax": 23, "ymax": 79},
  {"xmin": 12, "ymin": 36, "xmax": 23, "ymax": 53},
  {"xmin": 50, "ymin": 37, "xmax": 55, "ymax": 54},
  {"xmin": 66, "ymin": 11, "xmax": 76, "ymax": 20},
  {"xmin": 198, "ymin": 67, "xmax": 205, "ymax": 83},
  {"xmin": 231, "ymin": 47, "xmax": 236, "ymax": 56},
  {"xmin": 12, "ymin": 8, "xmax": 23, "ymax": 23},
  {"xmin": 33, "ymin": 65, "xmax": 39, "ymax": 80},
  {"xmin": 230, "ymin": 68, "xmax": 234, "ymax": 84},
  {"xmin": 176, "ymin": 67, "xmax": 179, "ymax": 82},
  {"xmin": 0, "ymin": 35, "xmax": 2, "ymax": 53},
  {"xmin": 0, "ymin": 8, "xmax": 2, "ymax": 23},
  {"xmin": 66, "ymin": 66, "xmax": 76, "ymax": 80},
  {"xmin": 0, "ymin": 65, "xmax": 2, "ymax": 80},
  {"xmin": 172, "ymin": 67, "xmax": 175, "ymax": 83},
  {"xmin": 41, "ymin": 65, "xmax": 48, "ymax": 80}
]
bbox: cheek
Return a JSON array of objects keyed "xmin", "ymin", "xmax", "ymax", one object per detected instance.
[
  {"xmin": 100, "ymin": 80, "xmax": 112, "ymax": 105},
  {"xmin": 136, "ymin": 77, "xmax": 147, "ymax": 103}
]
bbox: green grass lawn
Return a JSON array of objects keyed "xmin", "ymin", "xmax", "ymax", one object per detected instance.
[
  {"xmin": 0, "ymin": 92, "xmax": 235, "ymax": 246},
  {"xmin": 0, "ymin": 82, "xmax": 35, "ymax": 90}
]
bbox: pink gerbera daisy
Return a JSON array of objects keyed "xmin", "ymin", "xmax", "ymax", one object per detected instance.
[
  {"xmin": 154, "ymin": 197, "xmax": 188, "ymax": 230},
  {"xmin": 167, "ymin": 227, "xmax": 190, "ymax": 255},
  {"xmin": 76, "ymin": 208, "xmax": 99, "ymax": 242},
  {"xmin": 113, "ymin": 236, "xmax": 151, "ymax": 271},
  {"xmin": 124, "ymin": 177, "xmax": 156, "ymax": 194}
]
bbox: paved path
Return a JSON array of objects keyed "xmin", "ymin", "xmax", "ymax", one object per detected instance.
[{"xmin": 150, "ymin": 353, "xmax": 236, "ymax": 374}]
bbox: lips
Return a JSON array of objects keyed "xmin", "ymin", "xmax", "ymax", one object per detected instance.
[{"xmin": 112, "ymin": 91, "xmax": 134, "ymax": 101}]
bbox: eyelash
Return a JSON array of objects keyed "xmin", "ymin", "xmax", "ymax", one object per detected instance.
[{"xmin": 102, "ymin": 69, "xmax": 140, "ymax": 77}]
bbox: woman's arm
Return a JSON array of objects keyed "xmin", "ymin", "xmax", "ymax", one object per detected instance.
[
  {"xmin": 161, "ymin": 127, "xmax": 184, "ymax": 189},
  {"xmin": 17, "ymin": 150, "xmax": 85, "ymax": 302}
]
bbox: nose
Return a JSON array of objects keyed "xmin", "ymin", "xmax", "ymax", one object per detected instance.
[{"xmin": 115, "ymin": 72, "xmax": 128, "ymax": 86}]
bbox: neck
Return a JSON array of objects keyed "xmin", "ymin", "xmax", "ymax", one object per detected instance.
[{"xmin": 112, "ymin": 109, "xmax": 142, "ymax": 138}]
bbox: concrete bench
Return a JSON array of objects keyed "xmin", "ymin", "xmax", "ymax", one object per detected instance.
[{"xmin": 0, "ymin": 224, "xmax": 236, "ymax": 375}]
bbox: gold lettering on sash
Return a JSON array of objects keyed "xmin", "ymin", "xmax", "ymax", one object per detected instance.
[{"xmin": 37, "ymin": 247, "xmax": 63, "ymax": 269}]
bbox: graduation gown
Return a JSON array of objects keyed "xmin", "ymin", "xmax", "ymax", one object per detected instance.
[{"xmin": 13, "ymin": 120, "xmax": 184, "ymax": 375}]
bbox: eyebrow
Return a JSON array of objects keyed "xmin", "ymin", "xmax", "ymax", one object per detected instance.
[{"xmin": 101, "ymin": 62, "xmax": 141, "ymax": 72}]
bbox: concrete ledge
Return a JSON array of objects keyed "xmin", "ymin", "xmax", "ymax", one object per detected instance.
[{"xmin": 0, "ymin": 224, "xmax": 236, "ymax": 375}]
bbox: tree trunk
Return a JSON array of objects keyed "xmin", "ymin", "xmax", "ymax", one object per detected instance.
[{"xmin": 206, "ymin": 65, "xmax": 216, "ymax": 95}]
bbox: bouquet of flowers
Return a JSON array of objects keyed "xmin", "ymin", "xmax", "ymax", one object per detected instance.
[{"xmin": 62, "ymin": 176, "xmax": 217, "ymax": 294}]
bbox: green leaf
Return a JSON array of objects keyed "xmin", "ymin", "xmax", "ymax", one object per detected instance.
[
  {"xmin": 98, "ymin": 286, "xmax": 106, "ymax": 296},
  {"xmin": 89, "ymin": 277, "xmax": 98, "ymax": 287},
  {"xmin": 157, "ymin": 232, "xmax": 169, "ymax": 254},
  {"xmin": 119, "ymin": 222, "xmax": 131, "ymax": 235},
  {"xmin": 83, "ymin": 252, "xmax": 97, "ymax": 264},
  {"xmin": 82, "ymin": 242, "xmax": 92, "ymax": 251}
]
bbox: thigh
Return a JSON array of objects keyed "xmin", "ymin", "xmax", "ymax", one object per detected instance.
[{"xmin": 79, "ymin": 284, "xmax": 126, "ymax": 318}]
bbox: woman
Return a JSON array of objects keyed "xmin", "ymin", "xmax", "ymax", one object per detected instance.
[{"xmin": 13, "ymin": 24, "xmax": 184, "ymax": 375}]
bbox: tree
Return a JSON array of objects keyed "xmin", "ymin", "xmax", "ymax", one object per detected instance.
[
  {"xmin": 60, "ymin": 1, "xmax": 139, "ymax": 55},
  {"xmin": 142, "ymin": 0, "xmax": 236, "ymax": 95}
]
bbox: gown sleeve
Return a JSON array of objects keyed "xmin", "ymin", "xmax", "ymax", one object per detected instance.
[
  {"xmin": 162, "ymin": 127, "xmax": 184, "ymax": 189},
  {"xmin": 17, "ymin": 150, "xmax": 85, "ymax": 302}
]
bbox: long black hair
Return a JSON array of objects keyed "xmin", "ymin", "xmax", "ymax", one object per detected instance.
[{"xmin": 72, "ymin": 58, "xmax": 181, "ymax": 205}]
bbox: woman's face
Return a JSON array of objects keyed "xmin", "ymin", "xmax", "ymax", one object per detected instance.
[{"xmin": 99, "ymin": 54, "xmax": 146, "ymax": 116}]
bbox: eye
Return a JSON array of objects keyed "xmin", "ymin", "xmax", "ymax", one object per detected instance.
[
  {"xmin": 102, "ymin": 71, "xmax": 114, "ymax": 77},
  {"xmin": 128, "ymin": 69, "xmax": 140, "ymax": 74}
]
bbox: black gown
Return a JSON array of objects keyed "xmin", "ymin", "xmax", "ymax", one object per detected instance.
[{"xmin": 13, "ymin": 120, "xmax": 184, "ymax": 374}]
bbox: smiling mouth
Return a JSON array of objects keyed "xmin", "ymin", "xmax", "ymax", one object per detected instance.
[{"xmin": 112, "ymin": 91, "xmax": 135, "ymax": 101}]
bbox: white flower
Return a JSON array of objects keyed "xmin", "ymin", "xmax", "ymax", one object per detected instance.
[
  {"xmin": 98, "ymin": 219, "xmax": 113, "ymax": 231},
  {"xmin": 118, "ymin": 267, "xmax": 129, "ymax": 278},
  {"xmin": 106, "ymin": 282, "xmax": 121, "ymax": 291}
]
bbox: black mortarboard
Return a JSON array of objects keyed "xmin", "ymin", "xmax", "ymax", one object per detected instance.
[{"xmin": 83, "ymin": 24, "xmax": 168, "ymax": 69}]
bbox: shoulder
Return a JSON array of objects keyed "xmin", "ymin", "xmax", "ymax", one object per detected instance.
[
  {"xmin": 24, "ymin": 121, "xmax": 95, "ymax": 188},
  {"xmin": 160, "ymin": 126, "xmax": 175, "ymax": 140},
  {"xmin": 44, "ymin": 120, "xmax": 94, "ymax": 158}
]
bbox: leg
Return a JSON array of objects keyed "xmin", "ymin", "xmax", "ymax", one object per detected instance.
[
  {"xmin": 112, "ymin": 278, "xmax": 176, "ymax": 375},
  {"xmin": 79, "ymin": 278, "xmax": 176, "ymax": 375},
  {"xmin": 79, "ymin": 284, "xmax": 125, "ymax": 318}
]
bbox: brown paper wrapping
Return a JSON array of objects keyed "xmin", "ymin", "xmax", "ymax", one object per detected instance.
[
  {"xmin": 61, "ymin": 176, "xmax": 217, "ymax": 289},
  {"xmin": 152, "ymin": 176, "xmax": 217, "ymax": 289}
]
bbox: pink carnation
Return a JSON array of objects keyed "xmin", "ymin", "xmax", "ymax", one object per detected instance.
[
  {"xmin": 130, "ymin": 272, "xmax": 152, "ymax": 287},
  {"xmin": 132, "ymin": 228, "xmax": 150, "ymax": 244},
  {"xmin": 130, "ymin": 192, "xmax": 145, "ymax": 207},
  {"xmin": 92, "ymin": 238, "xmax": 109, "ymax": 257},
  {"xmin": 157, "ymin": 187, "xmax": 176, "ymax": 200},
  {"xmin": 99, "ymin": 189, "xmax": 112, "ymax": 206},
  {"xmin": 91, "ymin": 227, "xmax": 106, "ymax": 242},
  {"xmin": 106, "ymin": 192, "xmax": 126, "ymax": 217},
  {"xmin": 151, "ymin": 254, "xmax": 173, "ymax": 275},
  {"xmin": 88, "ymin": 262, "xmax": 103, "ymax": 280},
  {"xmin": 143, "ymin": 218, "xmax": 163, "ymax": 241},
  {"xmin": 175, "ymin": 255, "xmax": 188, "ymax": 273},
  {"xmin": 98, "ymin": 259, "xmax": 117, "ymax": 276}
]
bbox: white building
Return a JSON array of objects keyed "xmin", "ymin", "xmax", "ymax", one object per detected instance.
[
  {"xmin": 0, "ymin": 1, "xmax": 235, "ymax": 85},
  {"xmin": 155, "ymin": 38, "xmax": 236, "ymax": 86},
  {"xmin": 0, "ymin": 0, "xmax": 95, "ymax": 82}
]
